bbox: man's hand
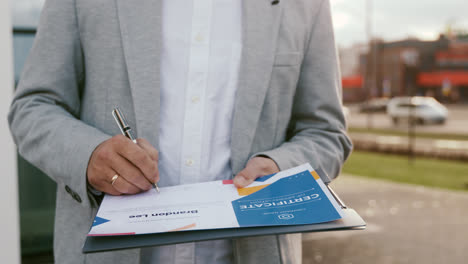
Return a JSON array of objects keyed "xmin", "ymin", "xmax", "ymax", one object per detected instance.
[
  {"xmin": 233, "ymin": 156, "xmax": 280, "ymax": 188},
  {"xmin": 87, "ymin": 135, "xmax": 159, "ymax": 195}
]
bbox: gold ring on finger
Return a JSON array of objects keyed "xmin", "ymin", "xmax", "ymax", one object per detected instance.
[{"xmin": 111, "ymin": 174, "xmax": 119, "ymax": 186}]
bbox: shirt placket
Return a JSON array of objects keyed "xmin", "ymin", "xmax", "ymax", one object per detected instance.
[{"xmin": 180, "ymin": 0, "xmax": 213, "ymax": 185}]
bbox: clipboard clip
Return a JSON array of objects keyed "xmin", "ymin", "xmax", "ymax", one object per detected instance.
[
  {"xmin": 326, "ymin": 184, "xmax": 347, "ymax": 209},
  {"xmin": 314, "ymin": 168, "xmax": 348, "ymax": 209}
]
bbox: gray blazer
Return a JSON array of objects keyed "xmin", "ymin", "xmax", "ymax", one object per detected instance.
[{"xmin": 9, "ymin": 0, "xmax": 352, "ymax": 263}]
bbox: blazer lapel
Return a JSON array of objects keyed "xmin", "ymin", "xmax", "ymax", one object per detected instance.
[
  {"xmin": 231, "ymin": 0, "xmax": 284, "ymax": 173},
  {"xmin": 115, "ymin": 0, "xmax": 162, "ymax": 148}
]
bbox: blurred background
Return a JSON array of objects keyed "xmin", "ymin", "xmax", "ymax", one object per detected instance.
[{"xmin": 9, "ymin": 0, "xmax": 468, "ymax": 263}]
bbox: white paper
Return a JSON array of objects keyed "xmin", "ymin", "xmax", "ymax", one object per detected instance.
[{"xmin": 88, "ymin": 163, "xmax": 343, "ymax": 236}]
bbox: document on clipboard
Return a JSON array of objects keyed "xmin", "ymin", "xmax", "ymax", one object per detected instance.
[{"xmin": 87, "ymin": 163, "xmax": 346, "ymax": 237}]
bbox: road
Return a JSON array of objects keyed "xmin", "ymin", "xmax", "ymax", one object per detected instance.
[
  {"xmin": 302, "ymin": 175, "xmax": 468, "ymax": 264},
  {"xmin": 346, "ymin": 105, "xmax": 468, "ymax": 135}
]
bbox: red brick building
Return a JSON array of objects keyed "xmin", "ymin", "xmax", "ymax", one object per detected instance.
[{"xmin": 342, "ymin": 34, "xmax": 468, "ymax": 103}]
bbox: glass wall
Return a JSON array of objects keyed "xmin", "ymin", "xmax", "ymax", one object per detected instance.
[{"xmin": 12, "ymin": 0, "xmax": 56, "ymax": 258}]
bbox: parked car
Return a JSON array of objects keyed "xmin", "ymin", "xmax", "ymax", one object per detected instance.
[
  {"xmin": 387, "ymin": 96, "xmax": 448, "ymax": 125},
  {"xmin": 359, "ymin": 98, "xmax": 390, "ymax": 113}
]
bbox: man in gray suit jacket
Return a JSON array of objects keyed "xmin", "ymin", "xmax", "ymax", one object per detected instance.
[{"xmin": 9, "ymin": 0, "xmax": 352, "ymax": 263}]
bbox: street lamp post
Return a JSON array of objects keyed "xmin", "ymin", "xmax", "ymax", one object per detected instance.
[
  {"xmin": 402, "ymin": 50, "xmax": 419, "ymax": 164},
  {"xmin": 365, "ymin": 0, "xmax": 374, "ymax": 130}
]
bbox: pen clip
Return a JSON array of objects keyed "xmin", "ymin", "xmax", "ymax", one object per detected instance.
[
  {"xmin": 112, "ymin": 108, "xmax": 136, "ymax": 142},
  {"xmin": 112, "ymin": 108, "xmax": 128, "ymax": 134}
]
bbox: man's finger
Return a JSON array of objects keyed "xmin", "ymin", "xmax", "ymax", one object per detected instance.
[
  {"xmin": 93, "ymin": 180, "xmax": 122, "ymax": 196},
  {"xmin": 114, "ymin": 137, "xmax": 158, "ymax": 185},
  {"xmin": 110, "ymin": 173, "xmax": 141, "ymax": 195},
  {"xmin": 111, "ymin": 154, "xmax": 153, "ymax": 191},
  {"xmin": 136, "ymin": 138, "xmax": 159, "ymax": 161},
  {"xmin": 101, "ymin": 185, "xmax": 122, "ymax": 196},
  {"xmin": 88, "ymin": 168, "xmax": 122, "ymax": 196},
  {"xmin": 233, "ymin": 168, "xmax": 256, "ymax": 188},
  {"xmin": 136, "ymin": 138, "xmax": 160, "ymax": 183}
]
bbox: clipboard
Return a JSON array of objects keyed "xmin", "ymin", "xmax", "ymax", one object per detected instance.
[
  {"xmin": 83, "ymin": 181, "xmax": 365, "ymax": 253},
  {"xmin": 83, "ymin": 208, "xmax": 365, "ymax": 253}
]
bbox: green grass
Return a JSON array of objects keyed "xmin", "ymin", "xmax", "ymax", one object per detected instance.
[
  {"xmin": 342, "ymin": 151, "xmax": 468, "ymax": 191},
  {"xmin": 348, "ymin": 127, "xmax": 468, "ymax": 141}
]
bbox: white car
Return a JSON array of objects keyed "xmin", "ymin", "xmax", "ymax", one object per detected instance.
[{"xmin": 387, "ymin": 96, "xmax": 448, "ymax": 125}]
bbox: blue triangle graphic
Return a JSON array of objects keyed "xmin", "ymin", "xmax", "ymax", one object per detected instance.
[{"xmin": 92, "ymin": 216, "xmax": 110, "ymax": 227}]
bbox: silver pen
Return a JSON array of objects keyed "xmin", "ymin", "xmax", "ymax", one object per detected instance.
[{"xmin": 112, "ymin": 107, "xmax": 160, "ymax": 193}]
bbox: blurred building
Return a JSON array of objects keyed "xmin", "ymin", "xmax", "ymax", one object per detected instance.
[
  {"xmin": 339, "ymin": 44, "xmax": 367, "ymax": 102},
  {"xmin": 341, "ymin": 34, "xmax": 468, "ymax": 103},
  {"xmin": 419, "ymin": 36, "xmax": 468, "ymax": 102}
]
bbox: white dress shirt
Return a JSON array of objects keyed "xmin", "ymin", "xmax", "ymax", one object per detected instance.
[{"xmin": 141, "ymin": 0, "xmax": 242, "ymax": 263}]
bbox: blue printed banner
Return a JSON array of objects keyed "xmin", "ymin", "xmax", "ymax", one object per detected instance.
[{"xmin": 232, "ymin": 170, "xmax": 342, "ymax": 227}]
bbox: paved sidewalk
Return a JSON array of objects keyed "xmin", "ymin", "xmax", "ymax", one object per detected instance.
[{"xmin": 302, "ymin": 175, "xmax": 468, "ymax": 264}]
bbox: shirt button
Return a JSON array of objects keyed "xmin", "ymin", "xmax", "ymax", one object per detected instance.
[
  {"xmin": 73, "ymin": 193, "xmax": 82, "ymax": 203},
  {"xmin": 191, "ymin": 96, "xmax": 200, "ymax": 103},
  {"xmin": 185, "ymin": 159, "xmax": 194, "ymax": 166},
  {"xmin": 195, "ymin": 33, "xmax": 204, "ymax": 43}
]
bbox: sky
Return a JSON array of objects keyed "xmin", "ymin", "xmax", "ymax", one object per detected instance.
[
  {"xmin": 331, "ymin": 0, "xmax": 468, "ymax": 47},
  {"xmin": 11, "ymin": 0, "xmax": 468, "ymax": 48}
]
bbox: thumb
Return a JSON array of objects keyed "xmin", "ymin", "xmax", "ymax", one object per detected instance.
[{"xmin": 233, "ymin": 168, "xmax": 256, "ymax": 188}]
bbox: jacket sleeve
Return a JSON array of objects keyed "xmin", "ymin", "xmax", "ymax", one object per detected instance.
[
  {"xmin": 8, "ymin": 0, "xmax": 111, "ymax": 207},
  {"xmin": 256, "ymin": 0, "xmax": 352, "ymax": 182}
]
